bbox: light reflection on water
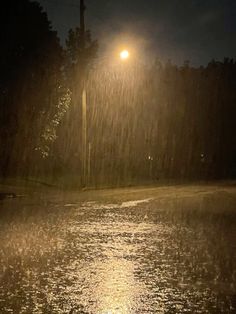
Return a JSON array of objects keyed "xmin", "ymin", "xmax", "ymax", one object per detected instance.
[
  {"xmin": 93, "ymin": 258, "xmax": 136, "ymax": 313},
  {"xmin": 0, "ymin": 194, "xmax": 235, "ymax": 313},
  {"xmin": 62, "ymin": 215, "xmax": 158, "ymax": 313}
]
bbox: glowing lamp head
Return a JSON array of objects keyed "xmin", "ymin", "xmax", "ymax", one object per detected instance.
[{"xmin": 120, "ymin": 50, "xmax": 129, "ymax": 60}]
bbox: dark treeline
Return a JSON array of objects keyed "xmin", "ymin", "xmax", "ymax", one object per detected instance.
[
  {"xmin": 0, "ymin": 0, "xmax": 66, "ymax": 178},
  {"xmin": 80, "ymin": 58, "xmax": 236, "ymax": 185},
  {"xmin": 1, "ymin": 0, "xmax": 236, "ymax": 186}
]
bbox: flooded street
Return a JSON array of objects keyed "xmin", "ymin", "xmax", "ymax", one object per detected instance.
[{"xmin": 0, "ymin": 184, "xmax": 236, "ymax": 313}]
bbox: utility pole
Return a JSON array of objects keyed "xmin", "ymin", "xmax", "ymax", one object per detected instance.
[
  {"xmin": 80, "ymin": 0, "xmax": 86, "ymax": 46},
  {"xmin": 80, "ymin": 0, "xmax": 87, "ymax": 188}
]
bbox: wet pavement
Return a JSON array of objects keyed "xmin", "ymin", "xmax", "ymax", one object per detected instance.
[{"xmin": 0, "ymin": 184, "xmax": 236, "ymax": 313}]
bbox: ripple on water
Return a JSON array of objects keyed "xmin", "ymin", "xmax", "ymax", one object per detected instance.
[{"xmin": 0, "ymin": 198, "xmax": 235, "ymax": 313}]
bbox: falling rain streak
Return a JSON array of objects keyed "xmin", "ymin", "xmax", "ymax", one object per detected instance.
[
  {"xmin": 1, "ymin": 1, "xmax": 236, "ymax": 313},
  {"xmin": 58, "ymin": 57, "xmax": 236, "ymax": 187}
]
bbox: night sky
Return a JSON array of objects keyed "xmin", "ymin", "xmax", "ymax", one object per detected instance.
[{"xmin": 38, "ymin": 0, "xmax": 236, "ymax": 66}]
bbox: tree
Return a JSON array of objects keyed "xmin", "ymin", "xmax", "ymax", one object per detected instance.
[
  {"xmin": 54, "ymin": 25, "xmax": 98, "ymax": 174},
  {"xmin": 65, "ymin": 27, "xmax": 98, "ymax": 92},
  {"xmin": 0, "ymin": 0, "xmax": 65, "ymax": 177}
]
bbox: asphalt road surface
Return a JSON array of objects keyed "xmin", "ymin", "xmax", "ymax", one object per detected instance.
[{"xmin": 0, "ymin": 183, "xmax": 236, "ymax": 313}]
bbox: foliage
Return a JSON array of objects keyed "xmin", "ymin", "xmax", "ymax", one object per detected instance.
[
  {"xmin": 66, "ymin": 28, "xmax": 98, "ymax": 66},
  {"xmin": 65, "ymin": 27, "xmax": 98, "ymax": 89},
  {"xmin": 0, "ymin": 0, "xmax": 64, "ymax": 176},
  {"xmin": 50, "ymin": 25, "xmax": 98, "ymax": 176},
  {"xmin": 36, "ymin": 88, "xmax": 71, "ymax": 158},
  {"xmin": 1, "ymin": 1, "xmax": 235, "ymax": 185}
]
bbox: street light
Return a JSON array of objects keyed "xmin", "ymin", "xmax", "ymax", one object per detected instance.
[
  {"xmin": 120, "ymin": 50, "xmax": 130, "ymax": 60},
  {"xmin": 81, "ymin": 48, "xmax": 132, "ymax": 188}
]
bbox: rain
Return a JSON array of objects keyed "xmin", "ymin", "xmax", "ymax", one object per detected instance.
[{"xmin": 0, "ymin": 0, "xmax": 236, "ymax": 313}]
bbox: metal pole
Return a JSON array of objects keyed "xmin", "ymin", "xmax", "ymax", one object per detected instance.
[
  {"xmin": 82, "ymin": 88, "xmax": 87, "ymax": 187},
  {"xmin": 80, "ymin": 0, "xmax": 86, "ymax": 40},
  {"xmin": 88, "ymin": 142, "xmax": 91, "ymax": 185},
  {"xmin": 80, "ymin": 0, "xmax": 86, "ymax": 187}
]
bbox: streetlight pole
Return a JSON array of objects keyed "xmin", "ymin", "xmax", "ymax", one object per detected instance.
[
  {"xmin": 80, "ymin": 0, "xmax": 87, "ymax": 187},
  {"xmin": 82, "ymin": 89, "xmax": 87, "ymax": 187},
  {"xmin": 80, "ymin": 0, "xmax": 85, "ymax": 38}
]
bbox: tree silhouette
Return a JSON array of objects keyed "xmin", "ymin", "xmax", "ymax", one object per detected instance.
[
  {"xmin": 0, "ymin": 0, "xmax": 64, "ymax": 177},
  {"xmin": 53, "ymin": 26, "xmax": 98, "ymax": 174}
]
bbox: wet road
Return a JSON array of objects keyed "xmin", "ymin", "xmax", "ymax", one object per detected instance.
[{"xmin": 0, "ymin": 184, "xmax": 236, "ymax": 313}]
